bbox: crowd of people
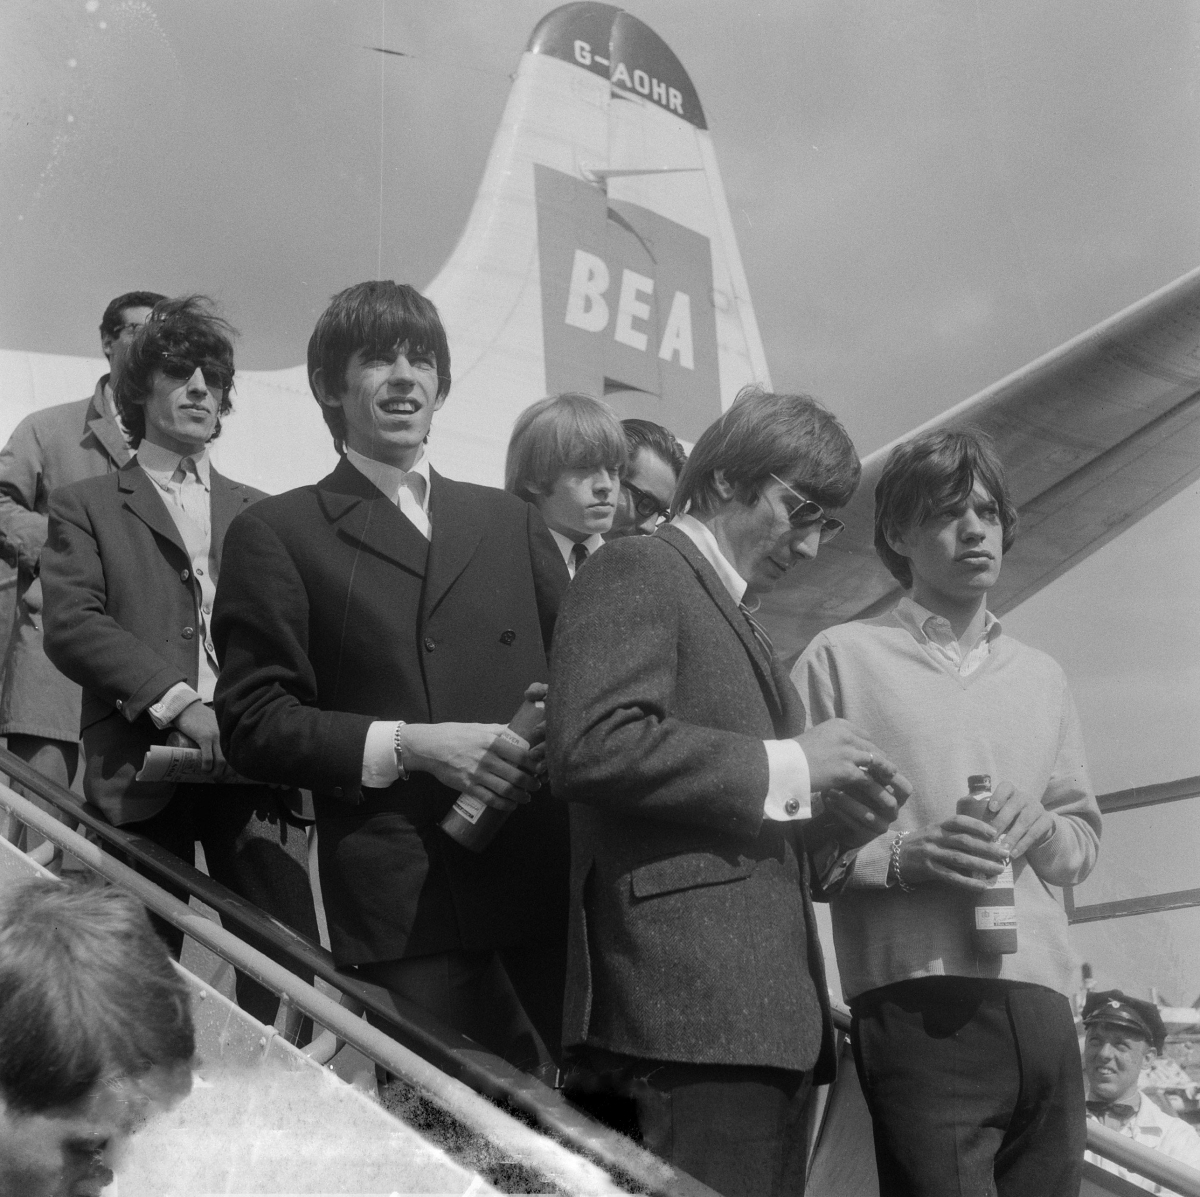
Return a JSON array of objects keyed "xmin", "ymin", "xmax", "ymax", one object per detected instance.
[{"xmin": 0, "ymin": 280, "xmax": 1195, "ymax": 1196}]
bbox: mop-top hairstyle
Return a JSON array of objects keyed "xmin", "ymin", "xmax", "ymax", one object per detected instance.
[
  {"xmin": 505, "ymin": 393, "xmax": 628, "ymax": 502},
  {"xmin": 874, "ymin": 428, "xmax": 1018, "ymax": 588}
]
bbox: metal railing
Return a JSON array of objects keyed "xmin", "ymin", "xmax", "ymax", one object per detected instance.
[{"xmin": 0, "ymin": 749, "xmax": 718, "ymax": 1197}]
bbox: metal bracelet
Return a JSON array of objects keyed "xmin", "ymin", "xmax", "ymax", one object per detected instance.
[
  {"xmin": 392, "ymin": 721, "xmax": 409, "ymax": 781},
  {"xmin": 890, "ymin": 829, "xmax": 913, "ymax": 892}
]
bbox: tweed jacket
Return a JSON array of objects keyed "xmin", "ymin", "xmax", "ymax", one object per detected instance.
[
  {"xmin": 547, "ymin": 525, "xmax": 838, "ymax": 1080},
  {"xmin": 41, "ymin": 456, "xmax": 263, "ymax": 824},
  {"xmin": 0, "ymin": 379, "xmax": 131, "ymax": 741},
  {"xmin": 212, "ymin": 457, "xmax": 570, "ymax": 966}
]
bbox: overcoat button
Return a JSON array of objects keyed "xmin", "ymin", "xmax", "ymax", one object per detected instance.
[
  {"xmin": 785, "ymin": 798, "xmax": 800, "ymax": 816},
  {"xmin": 423, "ymin": 637, "xmax": 436, "ymax": 652},
  {"xmin": 115, "ymin": 699, "xmax": 123, "ymax": 710},
  {"xmin": 180, "ymin": 568, "xmax": 190, "ymax": 582},
  {"xmin": 331, "ymin": 786, "xmax": 343, "ymax": 798},
  {"xmin": 500, "ymin": 629, "xmax": 516, "ymax": 645},
  {"xmin": 182, "ymin": 627, "xmax": 195, "ymax": 640}
]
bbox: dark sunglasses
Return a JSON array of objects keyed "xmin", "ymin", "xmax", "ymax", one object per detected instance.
[
  {"xmin": 159, "ymin": 355, "xmax": 233, "ymax": 392},
  {"xmin": 769, "ymin": 474, "xmax": 845, "ymax": 543},
  {"xmin": 623, "ymin": 478, "xmax": 672, "ymax": 523}
]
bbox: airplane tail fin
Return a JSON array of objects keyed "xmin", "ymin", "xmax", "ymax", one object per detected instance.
[{"xmin": 426, "ymin": 1, "xmax": 768, "ymax": 483}]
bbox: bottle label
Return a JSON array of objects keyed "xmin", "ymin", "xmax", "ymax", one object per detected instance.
[
  {"xmin": 451, "ymin": 794, "xmax": 488, "ymax": 825},
  {"xmin": 985, "ymin": 861, "xmax": 1014, "ymax": 889},
  {"xmin": 497, "ymin": 728, "xmax": 531, "ymax": 752},
  {"xmin": 976, "ymin": 905, "xmax": 1017, "ymax": 931}
]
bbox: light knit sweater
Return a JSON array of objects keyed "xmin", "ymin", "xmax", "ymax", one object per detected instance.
[{"xmin": 792, "ymin": 606, "xmax": 1102, "ymax": 1002}]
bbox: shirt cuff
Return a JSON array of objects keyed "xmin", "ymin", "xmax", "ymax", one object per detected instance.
[
  {"xmin": 763, "ymin": 739, "xmax": 811, "ymax": 821},
  {"xmin": 362, "ymin": 720, "xmax": 401, "ymax": 788},
  {"xmin": 147, "ymin": 683, "xmax": 202, "ymax": 730}
]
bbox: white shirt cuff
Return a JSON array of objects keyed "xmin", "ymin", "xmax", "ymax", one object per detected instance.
[
  {"xmin": 362, "ymin": 720, "xmax": 401, "ymax": 788},
  {"xmin": 763, "ymin": 739, "xmax": 811, "ymax": 821},
  {"xmin": 147, "ymin": 683, "xmax": 203, "ymax": 729}
]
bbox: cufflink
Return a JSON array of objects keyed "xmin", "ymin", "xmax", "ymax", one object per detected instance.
[{"xmin": 785, "ymin": 797, "xmax": 800, "ymax": 816}]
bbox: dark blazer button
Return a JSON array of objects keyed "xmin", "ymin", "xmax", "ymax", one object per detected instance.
[
  {"xmin": 785, "ymin": 798, "xmax": 800, "ymax": 816},
  {"xmin": 331, "ymin": 786, "xmax": 343, "ymax": 798},
  {"xmin": 500, "ymin": 629, "xmax": 516, "ymax": 645},
  {"xmin": 423, "ymin": 637, "xmax": 436, "ymax": 652},
  {"xmin": 115, "ymin": 699, "xmax": 123, "ymax": 710},
  {"xmin": 180, "ymin": 568, "xmax": 190, "ymax": 582},
  {"xmin": 182, "ymin": 627, "xmax": 195, "ymax": 640}
]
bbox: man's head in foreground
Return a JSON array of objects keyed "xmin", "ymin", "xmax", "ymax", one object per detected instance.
[
  {"xmin": 874, "ymin": 429, "xmax": 1018, "ymax": 614},
  {"xmin": 114, "ymin": 296, "xmax": 236, "ymax": 453},
  {"xmin": 607, "ymin": 418, "xmax": 686, "ymax": 538},
  {"xmin": 99, "ymin": 291, "xmax": 166, "ymax": 393},
  {"xmin": 0, "ymin": 878, "xmax": 195, "ymax": 1197},
  {"xmin": 673, "ymin": 387, "xmax": 859, "ymax": 596},
  {"xmin": 308, "ymin": 280, "xmax": 452, "ymax": 469},
  {"xmin": 505, "ymin": 393, "xmax": 628, "ymax": 541},
  {"xmin": 1082, "ymin": 990, "xmax": 1167, "ymax": 1107}
]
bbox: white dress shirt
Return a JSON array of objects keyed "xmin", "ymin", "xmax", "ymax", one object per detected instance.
[
  {"xmin": 550, "ymin": 529, "xmax": 606, "ymax": 578},
  {"xmin": 138, "ymin": 442, "xmax": 219, "ymax": 728},
  {"xmin": 670, "ymin": 514, "xmax": 811, "ymax": 821},
  {"xmin": 894, "ymin": 595, "xmax": 1001, "ymax": 677}
]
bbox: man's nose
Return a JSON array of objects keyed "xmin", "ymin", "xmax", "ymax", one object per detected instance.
[
  {"xmin": 388, "ymin": 354, "xmax": 416, "ymax": 383},
  {"xmin": 186, "ymin": 367, "xmax": 209, "ymax": 396},
  {"xmin": 959, "ymin": 509, "xmax": 986, "ymax": 539},
  {"xmin": 595, "ymin": 469, "xmax": 616, "ymax": 495},
  {"xmin": 790, "ymin": 525, "xmax": 822, "ymax": 560}
]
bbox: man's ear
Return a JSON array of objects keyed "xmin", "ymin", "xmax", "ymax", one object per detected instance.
[
  {"xmin": 101, "ymin": 334, "xmax": 115, "ymax": 365},
  {"xmin": 712, "ymin": 469, "xmax": 734, "ymax": 502},
  {"xmin": 885, "ymin": 524, "xmax": 912, "ymax": 558},
  {"xmin": 311, "ymin": 367, "xmax": 340, "ymax": 409}
]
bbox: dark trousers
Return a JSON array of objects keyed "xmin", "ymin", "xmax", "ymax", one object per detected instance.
[
  {"xmin": 570, "ymin": 1050, "xmax": 812, "ymax": 1197},
  {"xmin": 851, "ymin": 977, "xmax": 1085, "ymax": 1197},
  {"xmin": 359, "ymin": 934, "xmax": 567, "ymax": 1079},
  {"xmin": 108, "ymin": 783, "xmax": 320, "ymax": 1029}
]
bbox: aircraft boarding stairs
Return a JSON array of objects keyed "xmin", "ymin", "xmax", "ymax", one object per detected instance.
[{"xmin": 1, "ymin": 750, "xmax": 1195, "ymax": 1196}]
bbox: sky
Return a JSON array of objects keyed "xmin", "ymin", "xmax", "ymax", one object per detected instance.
[{"xmin": 3, "ymin": 0, "xmax": 1199, "ymax": 998}]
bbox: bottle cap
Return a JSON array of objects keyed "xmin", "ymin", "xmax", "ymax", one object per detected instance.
[{"xmin": 967, "ymin": 773, "xmax": 992, "ymax": 793}]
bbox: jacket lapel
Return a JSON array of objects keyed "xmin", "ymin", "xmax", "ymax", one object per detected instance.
[
  {"xmin": 84, "ymin": 378, "xmax": 133, "ymax": 467},
  {"xmin": 118, "ymin": 461, "xmax": 187, "ymax": 557},
  {"xmin": 209, "ymin": 470, "xmax": 258, "ymax": 566},
  {"xmin": 317, "ymin": 456, "xmax": 429, "ymax": 579},
  {"xmin": 657, "ymin": 524, "xmax": 786, "ymax": 728},
  {"xmin": 421, "ymin": 470, "xmax": 483, "ymax": 622}
]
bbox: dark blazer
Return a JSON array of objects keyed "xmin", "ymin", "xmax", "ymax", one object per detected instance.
[
  {"xmin": 546, "ymin": 524, "xmax": 838, "ymax": 1080},
  {"xmin": 212, "ymin": 457, "xmax": 569, "ymax": 967},
  {"xmin": 41, "ymin": 457, "xmax": 263, "ymax": 825}
]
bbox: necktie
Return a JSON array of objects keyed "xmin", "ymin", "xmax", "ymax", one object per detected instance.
[
  {"xmin": 740, "ymin": 602, "xmax": 775, "ymax": 660},
  {"xmin": 1086, "ymin": 1100, "xmax": 1137, "ymax": 1127},
  {"xmin": 571, "ymin": 541, "xmax": 589, "ymax": 575}
]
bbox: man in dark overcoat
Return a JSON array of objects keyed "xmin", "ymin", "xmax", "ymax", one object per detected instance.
[
  {"xmin": 213, "ymin": 281, "xmax": 569, "ymax": 1074},
  {"xmin": 547, "ymin": 388, "xmax": 909, "ymax": 1196}
]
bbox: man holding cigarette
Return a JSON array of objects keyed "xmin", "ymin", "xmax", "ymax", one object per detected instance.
[
  {"xmin": 213, "ymin": 281, "xmax": 569, "ymax": 1072},
  {"xmin": 548, "ymin": 389, "xmax": 907, "ymax": 1196}
]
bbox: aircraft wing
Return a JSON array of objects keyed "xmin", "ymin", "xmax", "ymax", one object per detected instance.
[{"xmin": 758, "ymin": 262, "xmax": 1200, "ymax": 659}]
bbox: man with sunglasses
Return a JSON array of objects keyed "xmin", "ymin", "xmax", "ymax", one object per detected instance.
[
  {"xmin": 791, "ymin": 430, "xmax": 1101, "ymax": 1197},
  {"xmin": 41, "ymin": 296, "xmax": 319, "ymax": 1030},
  {"xmin": 547, "ymin": 388, "xmax": 909, "ymax": 1197},
  {"xmin": 606, "ymin": 418, "xmax": 686, "ymax": 538},
  {"xmin": 0, "ymin": 289, "xmax": 163, "ymax": 865}
]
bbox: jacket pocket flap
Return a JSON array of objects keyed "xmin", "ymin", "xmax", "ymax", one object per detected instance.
[{"xmin": 631, "ymin": 853, "xmax": 754, "ymax": 899}]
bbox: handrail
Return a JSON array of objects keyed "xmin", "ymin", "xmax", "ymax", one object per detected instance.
[
  {"xmin": 1087, "ymin": 1121, "xmax": 1200, "ymax": 1197},
  {"xmin": 0, "ymin": 751, "xmax": 719, "ymax": 1197}
]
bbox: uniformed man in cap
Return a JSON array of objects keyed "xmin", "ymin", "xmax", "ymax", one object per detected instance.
[{"xmin": 1083, "ymin": 989, "xmax": 1200, "ymax": 1193}]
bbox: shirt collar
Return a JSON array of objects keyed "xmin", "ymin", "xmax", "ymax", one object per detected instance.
[
  {"xmin": 136, "ymin": 440, "xmax": 211, "ymax": 490},
  {"xmin": 895, "ymin": 594, "xmax": 1001, "ymax": 646},
  {"xmin": 550, "ymin": 528, "xmax": 605, "ymax": 569},
  {"xmin": 670, "ymin": 513, "xmax": 749, "ymax": 606},
  {"xmin": 345, "ymin": 446, "xmax": 430, "ymax": 511}
]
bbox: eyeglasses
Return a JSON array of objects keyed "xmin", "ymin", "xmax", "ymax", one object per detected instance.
[
  {"xmin": 769, "ymin": 474, "xmax": 844, "ymax": 543},
  {"xmin": 159, "ymin": 356, "xmax": 233, "ymax": 392},
  {"xmin": 623, "ymin": 478, "xmax": 672, "ymax": 524},
  {"xmin": 113, "ymin": 321, "xmax": 148, "ymax": 338}
]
